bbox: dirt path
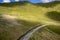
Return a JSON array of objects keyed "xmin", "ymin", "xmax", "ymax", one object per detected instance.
[
  {"xmin": 17, "ymin": 24, "xmax": 60, "ymax": 40},
  {"xmin": 17, "ymin": 24, "xmax": 48, "ymax": 40}
]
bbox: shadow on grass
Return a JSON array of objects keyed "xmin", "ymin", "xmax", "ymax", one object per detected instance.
[
  {"xmin": 17, "ymin": 19, "xmax": 41, "ymax": 27},
  {"xmin": 46, "ymin": 11, "xmax": 60, "ymax": 22},
  {"xmin": 32, "ymin": 1, "xmax": 60, "ymax": 8}
]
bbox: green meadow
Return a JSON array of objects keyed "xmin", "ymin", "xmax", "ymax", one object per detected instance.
[{"xmin": 0, "ymin": 2, "xmax": 60, "ymax": 40}]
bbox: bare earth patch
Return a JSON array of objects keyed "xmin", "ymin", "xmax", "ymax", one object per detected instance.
[{"xmin": 0, "ymin": 14, "xmax": 21, "ymax": 28}]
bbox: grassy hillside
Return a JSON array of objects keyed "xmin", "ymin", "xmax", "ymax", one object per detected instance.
[{"xmin": 0, "ymin": 2, "xmax": 60, "ymax": 40}]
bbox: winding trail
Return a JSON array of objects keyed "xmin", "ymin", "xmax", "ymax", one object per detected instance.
[{"xmin": 17, "ymin": 24, "xmax": 48, "ymax": 40}]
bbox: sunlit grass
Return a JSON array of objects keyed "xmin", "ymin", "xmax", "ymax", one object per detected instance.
[{"xmin": 0, "ymin": 2, "xmax": 60, "ymax": 40}]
